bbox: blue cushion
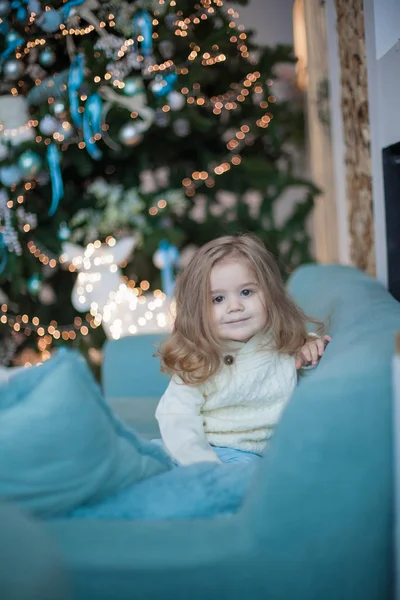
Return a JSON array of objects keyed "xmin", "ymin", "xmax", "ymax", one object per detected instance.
[
  {"xmin": 0, "ymin": 349, "xmax": 172, "ymax": 517},
  {"xmin": 102, "ymin": 334, "xmax": 169, "ymax": 398}
]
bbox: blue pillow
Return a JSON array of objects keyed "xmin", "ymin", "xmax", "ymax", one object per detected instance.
[{"xmin": 0, "ymin": 349, "xmax": 172, "ymax": 517}]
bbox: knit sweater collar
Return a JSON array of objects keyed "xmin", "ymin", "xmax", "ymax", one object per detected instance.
[{"xmin": 220, "ymin": 330, "xmax": 274, "ymax": 355}]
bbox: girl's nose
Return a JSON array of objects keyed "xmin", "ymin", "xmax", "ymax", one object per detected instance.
[{"xmin": 227, "ymin": 297, "xmax": 244, "ymax": 312}]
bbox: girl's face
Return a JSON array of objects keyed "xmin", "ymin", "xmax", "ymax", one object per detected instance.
[{"xmin": 209, "ymin": 258, "xmax": 267, "ymax": 343}]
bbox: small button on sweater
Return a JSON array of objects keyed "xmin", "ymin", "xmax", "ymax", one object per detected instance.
[{"xmin": 155, "ymin": 332, "xmax": 298, "ymax": 466}]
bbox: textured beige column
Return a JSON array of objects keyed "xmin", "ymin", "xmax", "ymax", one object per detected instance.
[
  {"xmin": 294, "ymin": 0, "xmax": 339, "ymax": 263},
  {"xmin": 334, "ymin": 0, "xmax": 375, "ymax": 275}
]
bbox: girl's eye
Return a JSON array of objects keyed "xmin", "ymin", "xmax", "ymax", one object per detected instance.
[
  {"xmin": 212, "ymin": 295, "xmax": 224, "ymax": 304},
  {"xmin": 241, "ymin": 288, "xmax": 253, "ymax": 297}
]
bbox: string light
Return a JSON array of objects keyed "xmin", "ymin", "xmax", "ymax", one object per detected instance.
[
  {"xmin": 59, "ymin": 238, "xmax": 173, "ymax": 340},
  {"xmin": 27, "ymin": 241, "xmax": 58, "ymax": 268},
  {"xmin": 0, "ymin": 304, "xmax": 96, "ymax": 350},
  {"xmin": 0, "ymin": 120, "xmax": 36, "ymax": 138},
  {"xmin": 1, "ymin": 0, "xmax": 275, "ymax": 350}
]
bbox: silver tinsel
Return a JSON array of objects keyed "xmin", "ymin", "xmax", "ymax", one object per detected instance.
[
  {"xmin": 0, "ymin": 336, "xmax": 19, "ymax": 367},
  {"xmin": 26, "ymin": 70, "xmax": 69, "ymax": 107},
  {"xmin": 159, "ymin": 40, "xmax": 175, "ymax": 59},
  {"xmin": 106, "ymin": 51, "xmax": 142, "ymax": 81},
  {"xmin": 0, "ymin": 191, "xmax": 22, "ymax": 255},
  {"xmin": 16, "ymin": 207, "xmax": 38, "ymax": 231},
  {"xmin": 95, "ymin": 34, "xmax": 126, "ymax": 60}
]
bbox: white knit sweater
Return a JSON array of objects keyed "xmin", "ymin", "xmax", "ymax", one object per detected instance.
[{"xmin": 155, "ymin": 332, "xmax": 298, "ymax": 465}]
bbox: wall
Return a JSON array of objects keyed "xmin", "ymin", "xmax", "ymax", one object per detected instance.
[
  {"xmin": 321, "ymin": 0, "xmax": 400, "ymax": 285},
  {"xmin": 239, "ymin": 0, "xmax": 317, "ymax": 257},
  {"xmin": 238, "ymin": 0, "xmax": 295, "ymax": 46},
  {"xmin": 362, "ymin": 0, "xmax": 400, "ymax": 286}
]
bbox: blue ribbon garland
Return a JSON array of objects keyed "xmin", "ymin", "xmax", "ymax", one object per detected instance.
[
  {"xmin": 68, "ymin": 54, "xmax": 84, "ymax": 129},
  {"xmin": 0, "ymin": 32, "xmax": 24, "ymax": 67},
  {"xmin": 152, "ymin": 72, "xmax": 178, "ymax": 97},
  {"xmin": 10, "ymin": 0, "xmax": 30, "ymax": 21},
  {"xmin": 0, "ymin": 234, "xmax": 7, "ymax": 276},
  {"xmin": 0, "ymin": 20, "xmax": 9, "ymax": 35},
  {"xmin": 132, "ymin": 10, "xmax": 153, "ymax": 58},
  {"xmin": 60, "ymin": 0, "xmax": 86, "ymax": 19},
  {"xmin": 82, "ymin": 93, "xmax": 103, "ymax": 160},
  {"xmin": 158, "ymin": 240, "xmax": 179, "ymax": 297},
  {"xmin": 47, "ymin": 144, "xmax": 64, "ymax": 216}
]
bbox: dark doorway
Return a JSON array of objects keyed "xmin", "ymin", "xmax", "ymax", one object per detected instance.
[{"xmin": 382, "ymin": 142, "xmax": 400, "ymax": 301}]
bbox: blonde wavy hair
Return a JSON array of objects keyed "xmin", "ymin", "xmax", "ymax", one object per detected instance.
[{"xmin": 157, "ymin": 234, "xmax": 323, "ymax": 385}]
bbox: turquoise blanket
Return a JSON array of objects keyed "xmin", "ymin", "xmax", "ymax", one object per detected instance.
[{"xmin": 64, "ymin": 461, "xmax": 257, "ymax": 520}]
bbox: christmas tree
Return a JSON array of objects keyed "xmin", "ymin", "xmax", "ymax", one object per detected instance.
[{"xmin": 0, "ymin": 0, "xmax": 318, "ymax": 368}]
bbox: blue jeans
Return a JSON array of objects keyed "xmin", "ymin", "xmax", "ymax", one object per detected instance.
[
  {"xmin": 213, "ymin": 446, "xmax": 261, "ymax": 463},
  {"xmin": 152, "ymin": 439, "xmax": 261, "ymax": 465}
]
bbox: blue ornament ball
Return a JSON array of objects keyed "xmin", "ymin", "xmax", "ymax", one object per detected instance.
[
  {"xmin": 28, "ymin": 274, "xmax": 41, "ymax": 295},
  {"xmin": 5, "ymin": 31, "xmax": 21, "ymax": 45},
  {"xmin": 39, "ymin": 47, "xmax": 56, "ymax": 68},
  {"xmin": 3, "ymin": 58, "xmax": 24, "ymax": 80},
  {"xmin": 57, "ymin": 222, "xmax": 71, "ymax": 241},
  {"xmin": 123, "ymin": 78, "xmax": 142, "ymax": 97},
  {"xmin": 37, "ymin": 9, "xmax": 63, "ymax": 33},
  {"xmin": 118, "ymin": 123, "xmax": 143, "ymax": 146},
  {"xmin": 0, "ymin": 165, "xmax": 22, "ymax": 187},
  {"xmin": 17, "ymin": 151, "xmax": 42, "ymax": 180},
  {"xmin": 165, "ymin": 14, "xmax": 177, "ymax": 29}
]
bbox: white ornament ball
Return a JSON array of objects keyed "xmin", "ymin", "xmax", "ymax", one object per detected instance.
[
  {"xmin": 167, "ymin": 91, "xmax": 186, "ymax": 111},
  {"xmin": 152, "ymin": 249, "xmax": 164, "ymax": 270},
  {"xmin": 173, "ymin": 118, "xmax": 190, "ymax": 137},
  {"xmin": 58, "ymin": 121, "xmax": 74, "ymax": 140},
  {"xmin": 3, "ymin": 59, "xmax": 24, "ymax": 80},
  {"xmin": 155, "ymin": 108, "xmax": 169, "ymax": 128},
  {"xmin": 158, "ymin": 40, "xmax": 175, "ymax": 59},
  {"xmin": 57, "ymin": 222, "xmax": 71, "ymax": 241},
  {"xmin": 39, "ymin": 115, "xmax": 59, "ymax": 136},
  {"xmin": 51, "ymin": 101, "xmax": 67, "ymax": 118},
  {"xmin": 39, "ymin": 284, "xmax": 56, "ymax": 305},
  {"xmin": 118, "ymin": 123, "xmax": 143, "ymax": 147},
  {"xmin": 0, "ymin": 95, "xmax": 35, "ymax": 147},
  {"xmin": 0, "ymin": 165, "xmax": 22, "ymax": 187}
]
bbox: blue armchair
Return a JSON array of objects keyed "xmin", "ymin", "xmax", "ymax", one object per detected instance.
[{"xmin": 3, "ymin": 265, "xmax": 397, "ymax": 599}]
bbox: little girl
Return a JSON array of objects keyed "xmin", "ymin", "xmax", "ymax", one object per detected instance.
[{"xmin": 155, "ymin": 234, "xmax": 330, "ymax": 466}]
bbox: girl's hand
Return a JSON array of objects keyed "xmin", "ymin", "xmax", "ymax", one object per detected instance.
[{"xmin": 295, "ymin": 335, "xmax": 331, "ymax": 370}]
